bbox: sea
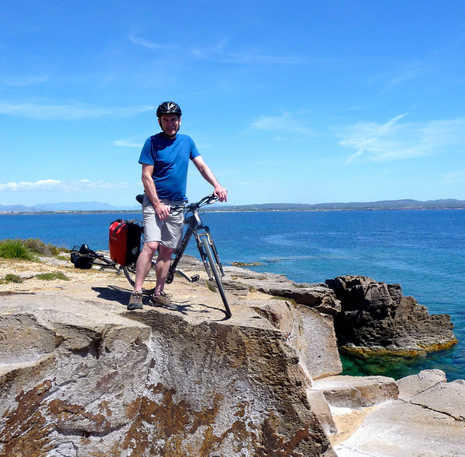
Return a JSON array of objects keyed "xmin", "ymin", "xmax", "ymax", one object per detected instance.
[{"xmin": 1, "ymin": 209, "xmax": 464, "ymax": 381}]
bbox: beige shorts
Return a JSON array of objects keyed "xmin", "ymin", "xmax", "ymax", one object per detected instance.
[{"xmin": 142, "ymin": 195, "xmax": 185, "ymax": 250}]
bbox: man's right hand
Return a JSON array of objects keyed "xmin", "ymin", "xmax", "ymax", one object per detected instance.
[{"xmin": 154, "ymin": 202, "xmax": 171, "ymax": 220}]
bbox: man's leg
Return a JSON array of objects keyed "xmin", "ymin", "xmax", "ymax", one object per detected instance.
[
  {"xmin": 134, "ymin": 241, "xmax": 159, "ymax": 292},
  {"xmin": 154, "ymin": 244, "xmax": 173, "ymax": 296}
]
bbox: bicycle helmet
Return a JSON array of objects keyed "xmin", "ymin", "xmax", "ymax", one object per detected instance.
[{"xmin": 156, "ymin": 101, "xmax": 182, "ymax": 117}]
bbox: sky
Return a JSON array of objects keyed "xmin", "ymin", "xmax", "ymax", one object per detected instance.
[{"xmin": 1, "ymin": 0, "xmax": 465, "ymax": 207}]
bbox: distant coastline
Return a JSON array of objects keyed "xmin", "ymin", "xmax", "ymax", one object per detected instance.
[{"xmin": 2, "ymin": 198, "xmax": 465, "ymax": 215}]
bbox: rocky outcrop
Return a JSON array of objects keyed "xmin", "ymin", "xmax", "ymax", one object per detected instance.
[
  {"xmin": 325, "ymin": 275, "xmax": 457, "ymax": 356},
  {"xmin": 225, "ymin": 268, "xmax": 456, "ymax": 357},
  {"xmin": 0, "ymin": 293, "xmax": 336, "ymax": 457},
  {"xmin": 0, "ymin": 256, "xmax": 462, "ymax": 457},
  {"xmin": 226, "ymin": 266, "xmax": 342, "ymax": 315}
]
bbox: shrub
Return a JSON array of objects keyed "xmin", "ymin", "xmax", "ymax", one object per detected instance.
[
  {"xmin": 0, "ymin": 240, "xmax": 34, "ymax": 260},
  {"xmin": 35, "ymin": 271, "xmax": 70, "ymax": 281},
  {"xmin": 23, "ymin": 238, "xmax": 60, "ymax": 256}
]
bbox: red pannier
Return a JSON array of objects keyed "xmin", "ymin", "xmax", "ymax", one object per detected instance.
[{"xmin": 109, "ymin": 219, "xmax": 142, "ymax": 266}]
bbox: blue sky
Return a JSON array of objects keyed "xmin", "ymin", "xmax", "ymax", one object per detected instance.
[{"xmin": 1, "ymin": 0, "xmax": 465, "ymax": 207}]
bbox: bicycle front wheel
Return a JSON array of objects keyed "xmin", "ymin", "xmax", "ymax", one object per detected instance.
[
  {"xmin": 201, "ymin": 237, "xmax": 231, "ymax": 319},
  {"xmin": 123, "ymin": 262, "xmax": 157, "ymax": 294}
]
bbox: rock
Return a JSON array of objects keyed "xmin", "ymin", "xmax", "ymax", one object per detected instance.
[
  {"xmin": 397, "ymin": 369, "xmax": 447, "ymax": 401},
  {"xmin": 251, "ymin": 300, "xmax": 343, "ymax": 380},
  {"xmin": 306, "ymin": 389, "xmax": 337, "ymax": 436},
  {"xmin": 311, "ymin": 375, "xmax": 399, "ymax": 408},
  {"xmin": 226, "ymin": 266, "xmax": 342, "ymax": 315},
  {"xmin": 326, "ymin": 275, "xmax": 457, "ymax": 355},
  {"xmin": 0, "ymin": 293, "xmax": 335, "ymax": 457},
  {"xmin": 409, "ymin": 379, "xmax": 465, "ymax": 421},
  {"xmin": 334, "ymin": 399, "xmax": 465, "ymax": 457}
]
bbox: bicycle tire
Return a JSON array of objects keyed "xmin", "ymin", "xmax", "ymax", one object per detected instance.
[{"xmin": 201, "ymin": 237, "xmax": 231, "ymax": 319}]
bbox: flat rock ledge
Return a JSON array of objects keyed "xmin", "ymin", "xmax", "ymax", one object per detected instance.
[{"xmin": 0, "ymin": 256, "xmax": 463, "ymax": 457}]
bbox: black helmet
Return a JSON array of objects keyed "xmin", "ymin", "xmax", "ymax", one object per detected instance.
[{"xmin": 156, "ymin": 101, "xmax": 182, "ymax": 117}]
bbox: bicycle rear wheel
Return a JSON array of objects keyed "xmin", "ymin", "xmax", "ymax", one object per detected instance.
[{"xmin": 201, "ymin": 237, "xmax": 231, "ymax": 318}]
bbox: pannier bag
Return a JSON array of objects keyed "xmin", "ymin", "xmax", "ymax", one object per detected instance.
[
  {"xmin": 109, "ymin": 219, "xmax": 142, "ymax": 266},
  {"xmin": 70, "ymin": 244, "xmax": 95, "ymax": 269}
]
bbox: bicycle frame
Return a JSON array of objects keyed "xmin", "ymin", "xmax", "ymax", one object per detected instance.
[{"xmin": 166, "ymin": 204, "xmax": 225, "ymax": 285}]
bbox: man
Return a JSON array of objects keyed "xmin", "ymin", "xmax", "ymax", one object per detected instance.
[{"xmin": 128, "ymin": 101, "xmax": 227, "ymax": 310}]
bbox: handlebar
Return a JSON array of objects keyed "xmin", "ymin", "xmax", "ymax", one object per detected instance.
[{"xmin": 135, "ymin": 193, "xmax": 218, "ymax": 212}]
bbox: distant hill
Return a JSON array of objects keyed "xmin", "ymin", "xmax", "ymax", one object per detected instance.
[
  {"xmin": 0, "ymin": 201, "xmax": 133, "ymax": 212},
  {"xmin": 2, "ymin": 199, "xmax": 465, "ymax": 213},
  {"xmin": 209, "ymin": 199, "xmax": 465, "ymax": 212}
]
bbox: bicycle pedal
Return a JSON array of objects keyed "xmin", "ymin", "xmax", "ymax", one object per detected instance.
[{"xmin": 191, "ymin": 274, "xmax": 200, "ymax": 282}]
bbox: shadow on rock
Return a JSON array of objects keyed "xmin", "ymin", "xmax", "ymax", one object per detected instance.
[{"xmin": 92, "ymin": 285, "xmax": 131, "ymax": 306}]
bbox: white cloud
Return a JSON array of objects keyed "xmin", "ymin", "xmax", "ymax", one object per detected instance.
[
  {"xmin": 383, "ymin": 62, "xmax": 425, "ymax": 91},
  {"xmin": 129, "ymin": 34, "xmax": 177, "ymax": 50},
  {"xmin": 130, "ymin": 34, "xmax": 304, "ymax": 65},
  {"xmin": 2, "ymin": 74, "xmax": 49, "ymax": 87},
  {"xmin": 0, "ymin": 102, "xmax": 152, "ymax": 120},
  {"xmin": 0, "ymin": 179, "xmax": 61, "ymax": 191},
  {"xmin": 113, "ymin": 139, "xmax": 143, "ymax": 148},
  {"xmin": 0, "ymin": 179, "xmax": 128, "ymax": 192},
  {"xmin": 339, "ymin": 114, "xmax": 465, "ymax": 163},
  {"xmin": 251, "ymin": 113, "xmax": 314, "ymax": 136}
]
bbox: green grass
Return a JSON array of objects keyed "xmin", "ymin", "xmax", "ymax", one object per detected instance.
[
  {"xmin": 35, "ymin": 271, "xmax": 70, "ymax": 281},
  {"xmin": 1, "ymin": 273, "xmax": 23, "ymax": 284},
  {"xmin": 0, "ymin": 240, "xmax": 35, "ymax": 260}
]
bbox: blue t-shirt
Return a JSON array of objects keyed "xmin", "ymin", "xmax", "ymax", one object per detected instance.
[{"xmin": 139, "ymin": 133, "xmax": 200, "ymax": 201}]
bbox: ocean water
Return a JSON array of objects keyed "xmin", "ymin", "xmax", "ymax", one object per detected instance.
[{"xmin": 1, "ymin": 209, "xmax": 464, "ymax": 381}]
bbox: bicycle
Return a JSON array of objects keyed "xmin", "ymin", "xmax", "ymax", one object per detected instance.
[{"xmin": 123, "ymin": 193, "xmax": 232, "ymax": 319}]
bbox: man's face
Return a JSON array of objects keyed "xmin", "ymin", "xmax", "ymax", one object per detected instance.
[{"xmin": 158, "ymin": 114, "xmax": 181, "ymax": 137}]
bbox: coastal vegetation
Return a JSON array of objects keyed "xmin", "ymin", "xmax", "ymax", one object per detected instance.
[
  {"xmin": 0, "ymin": 239, "xmax": 35, "ymax": 260},
  {"xmin": 35, "ymin": 271, "xmax": 70, "ymax": 281},
  {"xmin": 0, "ymin": 238, "xmax": 63, "ymax": 260}
]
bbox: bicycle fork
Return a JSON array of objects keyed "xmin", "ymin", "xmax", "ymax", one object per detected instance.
[{"xmin": 195, "ymin": 229, "xmax": 225, "ymax": 280}]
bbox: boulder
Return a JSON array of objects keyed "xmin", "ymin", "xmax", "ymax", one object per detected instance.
[{"xmin": 326, "ymin": 275, "xmax": 457, "ymax": 355}]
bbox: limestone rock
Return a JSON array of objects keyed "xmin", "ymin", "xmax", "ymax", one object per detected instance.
[
  {"xmin": 0, "ymin": 293, "xmax": 335, "ymax": 457},
  {"xmin": 227, "ymin": 266, "xmax": 342, "ymax": 315},
  {"xmin": 409, "ymin": 379, "xmax": 465, "ymax": 421},
  {"xmin": 397, "ymin": 369, "xmax": 447, "ymax": 401},
  {"xmin": 251, "ymin": 300, "xmax": 343, "ymax": 380},
  {"xmin": 326, "ymin": 275, "xmax": 457, "ymax": 355},
  {"xmin": 311, "ymin": 375, "xmax": 399, "ymax": 408},
  {"xmin": 334, "ymin": 400, "xmax": 465, "ymax": 457}
]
